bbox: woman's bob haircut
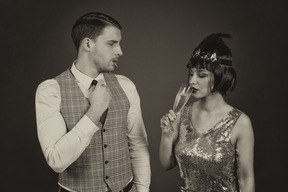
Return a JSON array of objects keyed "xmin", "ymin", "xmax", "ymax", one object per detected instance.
[{"xmin": 186, "ymin": 33, "xmax": 237, "ymax": 95}]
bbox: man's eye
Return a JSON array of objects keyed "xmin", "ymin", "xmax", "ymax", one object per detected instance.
[{"xmin": 108, "ymin": 42, "xmax": 116, "ymax": 46}]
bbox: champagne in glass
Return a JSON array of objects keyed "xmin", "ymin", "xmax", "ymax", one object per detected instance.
[{"xmin": 173, "ymin": 84, "xmax": 192, "ymax": 115}]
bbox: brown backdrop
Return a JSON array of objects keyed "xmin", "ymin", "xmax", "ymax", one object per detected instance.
[{"xmin": 1, "ymin": 0, "xmax": 287, "ymax": 191}]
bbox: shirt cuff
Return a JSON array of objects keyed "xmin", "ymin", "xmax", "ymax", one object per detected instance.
[
  {"xmin": 75, "ymin": 115, "xmax": 100, "ymax": 137},
  {"xmin": 135, "ymin": 184, "xmax": 150, "ymax": 192}
]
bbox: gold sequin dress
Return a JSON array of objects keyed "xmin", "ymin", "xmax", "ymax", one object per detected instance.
[{"xmin": 174, "ymin": 105, "xmax": 242, "ymax": 192}]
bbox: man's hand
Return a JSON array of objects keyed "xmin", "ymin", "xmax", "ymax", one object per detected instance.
[{"xmin": 86, "ymin": 79, "xmax": 111, "ymax": 124}]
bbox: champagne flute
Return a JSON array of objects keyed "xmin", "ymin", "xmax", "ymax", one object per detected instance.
[{"xmin": 173, "ymin": 84, "xmax": 192, "ymax": 115}]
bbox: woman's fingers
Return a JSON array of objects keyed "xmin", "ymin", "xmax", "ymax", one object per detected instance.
[
  {"xmin": 169, "ymin": 109, "xmax": 177, "ymax": 118},
  {"xmin": 160, "ymin": 116, "xmax": 169, "ymax": 126},
  {"xmin": 166, "ymin": 110, "xmax": 176, "ymax": 122},
  {"xmin": 160, "ymin": 109, "xmax": 178, "ymax": 131}
]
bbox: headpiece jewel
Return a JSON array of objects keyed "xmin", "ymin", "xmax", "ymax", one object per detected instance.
[{"xmin": 192, "ymin": 49, "xmax": 232, "ymax": 66}]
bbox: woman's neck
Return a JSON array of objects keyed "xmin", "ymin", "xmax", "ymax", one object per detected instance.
[{"xmin": 197, "ymin": 92, "xmax": 226, "ymax": 112}]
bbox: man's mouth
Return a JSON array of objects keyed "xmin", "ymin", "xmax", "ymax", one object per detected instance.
[
  {"xmin": 112, "ymin": 58, "xmax": 119, "ymax": 67},
  {"xmin": 112, "ymin": 57, "xmax": 119, "ymax": 62}
]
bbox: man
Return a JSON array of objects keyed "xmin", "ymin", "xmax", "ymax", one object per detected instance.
[{"xmin": 35, "ymin": 12, "xmax": 150, "ymax": 192}]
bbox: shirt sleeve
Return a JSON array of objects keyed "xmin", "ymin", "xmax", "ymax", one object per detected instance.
[
  {"xmin": 118, "ymin": 76, "xmax": 151, "ymax": 192},
  {"xmin": 35, "ymin": 79, "xmax": 99, "ymax": 173}
]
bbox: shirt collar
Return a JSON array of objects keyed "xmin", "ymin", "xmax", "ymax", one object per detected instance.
[{"xmin": 71, "ymin": 62, "xmax": 104, "ymax": 90}]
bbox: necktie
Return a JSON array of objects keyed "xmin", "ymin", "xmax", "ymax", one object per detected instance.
[
  {"xmin": 89, "ymin": 79, "xmax": 108, "ymax": 125},
  {"xmin": 90, "ymin": 79, "xmax": 97, "ymax": 89}
]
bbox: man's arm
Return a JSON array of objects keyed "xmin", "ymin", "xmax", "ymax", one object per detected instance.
[
  {"xmin": 119, "ymin": 76, "xmax": 151, "ymax": 192},
  {"xmin": 35, "ymin": 79, "xmax": 99, "ymax": 173}
]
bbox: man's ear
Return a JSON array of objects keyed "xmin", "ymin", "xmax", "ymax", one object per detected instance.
[
  {"xmin": 86, "ymin": 38, "xmax": 90, "ymax": 48},
  {"xmin": 81, "ymin": 38, "xmax": 91, "ymax": 51}
]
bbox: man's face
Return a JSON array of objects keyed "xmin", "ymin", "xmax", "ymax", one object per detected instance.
[{"xmin": 89, "ymin": 25, "xmax": 123, "ymax": 72}]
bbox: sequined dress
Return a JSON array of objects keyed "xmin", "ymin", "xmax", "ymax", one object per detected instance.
[{"xmin": 174, "ymin": 105, "xmax": 242, "ymax": 192}]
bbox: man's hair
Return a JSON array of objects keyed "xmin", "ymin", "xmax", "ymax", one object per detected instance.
[
  {"xmin": 71, "ymin": 12, "xmax": 122, "ymax": 52},
  {"xmin": 186, "ymin": 33, "xmax": 236, "ymax": 95}
]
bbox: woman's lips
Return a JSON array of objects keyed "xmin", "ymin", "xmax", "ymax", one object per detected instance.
[{"xmin": 192, "ymin": 87, "xmax": 198, "ymax": 93}]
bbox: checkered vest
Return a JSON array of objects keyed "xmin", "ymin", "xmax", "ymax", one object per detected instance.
[{"xmin": 54, "ymin": 69, "xmax": 135, "ymax": 192}]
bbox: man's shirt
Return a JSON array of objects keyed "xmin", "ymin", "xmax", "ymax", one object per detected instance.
[{"xmin": 35, "ymin": 64, "xmax": 151, "ymax": 192}]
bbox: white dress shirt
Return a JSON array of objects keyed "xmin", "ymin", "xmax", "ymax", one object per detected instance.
[{"xmin": 35, "ymin": 64, "xmax": 151, "ymax": 192}]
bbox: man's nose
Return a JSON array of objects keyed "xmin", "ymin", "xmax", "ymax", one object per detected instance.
[{"xmin": 115, "ymin": 45, "xmax": 123, "ymax": 56}]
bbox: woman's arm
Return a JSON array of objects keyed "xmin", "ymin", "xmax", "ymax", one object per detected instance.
[
  {"xmin": 159, "ymin": 110, "xmax": 180, "ymax": 170},
  {"xmin": 233, "ymin": 113, "xmax": 255, "ymax": 192}
]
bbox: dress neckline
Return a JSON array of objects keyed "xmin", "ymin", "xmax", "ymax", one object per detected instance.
[{"xmin": 189, "ymin": 106, "xmax": 235, "ymax": 136}]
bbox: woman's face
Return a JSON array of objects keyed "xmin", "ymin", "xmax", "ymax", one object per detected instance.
[{"xmin": 188, "ymin": 67, "xmax": 213, "ymax": 99}]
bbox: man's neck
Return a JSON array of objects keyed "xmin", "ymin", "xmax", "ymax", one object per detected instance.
[{"xmin": 75, "ymin": 57, "xmax": 99, "ymax": 78}]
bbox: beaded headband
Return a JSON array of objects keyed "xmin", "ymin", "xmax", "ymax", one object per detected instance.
[{"xmin": 192, "ymin": 49, "xmax": 232, "ymax": 66}]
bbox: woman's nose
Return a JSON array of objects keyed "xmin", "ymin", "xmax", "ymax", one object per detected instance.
[{"xmin": 189, "ymin": 75, "xmax": 197, "ymax": 85}]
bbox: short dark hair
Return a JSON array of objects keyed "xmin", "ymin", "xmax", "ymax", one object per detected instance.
[
  {"xmin": 186, "ymin": 33, "xmax": 236, "ymax": 95},
  {"xmin": 71, "ymin": 12, "xmax": 122, "ymax": 52}
]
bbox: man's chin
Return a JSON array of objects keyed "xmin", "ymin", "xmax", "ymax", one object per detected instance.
[{"xmin": 102, "ymin": 66, "xmax": 115, "ymax": 73}]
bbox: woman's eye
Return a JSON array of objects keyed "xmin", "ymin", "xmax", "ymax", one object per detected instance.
[{"xmin": 199, "ymin": 73, "xmax": 207, "ymax": 78}]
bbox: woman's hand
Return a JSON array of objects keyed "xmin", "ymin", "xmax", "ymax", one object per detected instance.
[{"xmin": 160, "ymin": 109, "xmax": 179, "ymax": 142}]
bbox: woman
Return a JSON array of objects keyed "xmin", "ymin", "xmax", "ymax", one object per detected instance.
[{"xmin": 159, "ymin": 33, "xmax": 255, "ymax": 192}]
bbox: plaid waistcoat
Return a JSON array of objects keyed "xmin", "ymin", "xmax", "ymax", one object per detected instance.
[{"xmin": 54, "ymin": 69, "xmax": 134, "ymax": 192}]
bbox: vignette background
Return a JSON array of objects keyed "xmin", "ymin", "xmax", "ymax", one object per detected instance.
[{"xmin": 1, "ymin": 0, "xmax": 287, "ymax": 191}]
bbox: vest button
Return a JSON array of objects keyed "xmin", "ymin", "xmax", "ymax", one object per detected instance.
[
  {"xmin": 104, "ymin": 144, "xmax": 108, "ymax": 148},
  {"xmin": 105, "ymin": 160, "xmax": 109, "ymax": 164},
  {"xmin": 105, "ymin": 176, "xmax": 109, "ymax": 179},
  {"xmin": 103, "ymin": 129, "xmax": 106, "ymax": 132}
]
